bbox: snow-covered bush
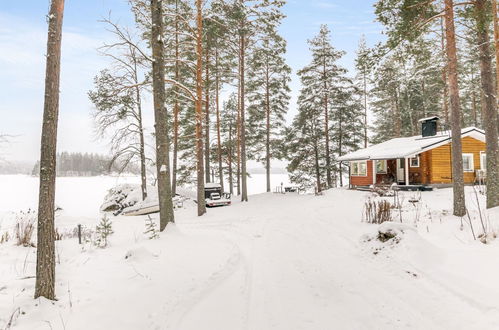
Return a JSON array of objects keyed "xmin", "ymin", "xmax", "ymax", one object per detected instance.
[
  {"xmin": 94, "ymin": 214, "xmax": 114, "ymax": 248},
  {"xmin": 100, "ymin": 184, "xmax": 141, "ymax": 214},
  {"xmin": 363, "ymin": 198, "xmax": 392, "ymax": 224},
  {"xmin": 14, "ymin": 209, "xmax": 36, "ymax": 247}
]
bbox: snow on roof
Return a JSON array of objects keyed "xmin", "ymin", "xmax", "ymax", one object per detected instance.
[
  {"xmin": 418, "ymin": 116, "xmax": 440, "ymax": 122},
  {"xmin": 338, "ymin": 127, "xmax": 484, "ymax": 162},
  {"xmin": 205, "ymin": 183, "xmax": 222, "ymax": 189}
]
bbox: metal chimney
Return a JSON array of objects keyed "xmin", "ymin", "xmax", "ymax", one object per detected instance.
[{"xmin": 419, "ymin": 116, "xmax": 440, "ymax": 137}]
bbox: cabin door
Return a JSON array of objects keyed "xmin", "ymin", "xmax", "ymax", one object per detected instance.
[{"xmin": 396, "ymin": 159, "xmax": 405, "ymax": 183}]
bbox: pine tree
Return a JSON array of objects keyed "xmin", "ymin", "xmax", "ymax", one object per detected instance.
[
  {"xmin": 95, "ymin": 214, "xmax": 114, "ymax": 248},
  {"xmin": 144, "ymin": 215, "xmax": 159, "ymax": 239},
  {"xmin": 247, "ymin": 27, "xmax": 291, "ymax": 192},
  {"xmin": 150, "ymin": 0, "xmax": 175, "ymax": 229},
  {"xmin": 297, "ymin": 25, "xmax": 348, "ymax": 188},
  {"xmin": 35, "ymin": 0, "xmax": 64, "ymax": 301}
]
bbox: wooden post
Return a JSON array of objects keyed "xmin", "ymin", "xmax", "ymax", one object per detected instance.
[
  {"xmin": 77, "ymin": 224, "xmax": 82, "ymax": 244},
  {"xmin": 405, "ymin": 157, "xmax": 409, "ymax": 185}
]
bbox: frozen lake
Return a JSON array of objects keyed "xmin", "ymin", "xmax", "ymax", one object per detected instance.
[{"xmin": 0, "ymin": 173, "xmax": 290, "ymax": 218}]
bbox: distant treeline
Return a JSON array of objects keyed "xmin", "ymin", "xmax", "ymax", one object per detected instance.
[{"xmin": 32, "ymin": 152, "xmax": 140, "ymax": 177}]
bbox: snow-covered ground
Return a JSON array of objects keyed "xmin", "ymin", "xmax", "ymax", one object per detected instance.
[{"xmin": 1, "ymin": 175, "xmax": 499, "ymax": 329}]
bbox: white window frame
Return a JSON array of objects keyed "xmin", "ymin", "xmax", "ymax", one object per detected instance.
[
  {"xmin": 410, "ymin": 156, "xmax": 420, "ymax": 168},
  {"xmin": 480, "ymin": 152, "xmax": 486, "ymax": 171},
  {"xmin": 351, "ymin": 161, "xmax": 368, "ymax": 177},
  {"xmin": 375, "ymin": 160, "xmax": 387, "ymax": 174},
  {"xmin": 462, "ymin": 153, "xmax": 474, "ymax": 172}
]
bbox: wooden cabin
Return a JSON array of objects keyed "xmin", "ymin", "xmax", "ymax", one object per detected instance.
[{"xmin": 338, "ymin": 117, "xmax": 487, "ymax": 188}]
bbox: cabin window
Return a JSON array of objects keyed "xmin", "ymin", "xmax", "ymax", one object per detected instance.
[
  {"xmin": 375, "ymin": 160, "xmax": 387, "ymax": 174},
  {"xmin": 480, "ymin": 152, "xmax": 486, "ymax": 170},
  {"xmin": 351, "ymin": 161, "xmax": 367, "ymax": 176},
  {"xmin": 410, "ymin": 156, "xmax": 420, "ymax": 168},
  {"xmin": 462, "ymin": 153, "xmax": 474, "ymax": 172}
]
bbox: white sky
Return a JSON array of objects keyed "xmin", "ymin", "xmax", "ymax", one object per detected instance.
[{"xmin": 0, "ymin": 0, "xmax": 383, "ymax": 163}]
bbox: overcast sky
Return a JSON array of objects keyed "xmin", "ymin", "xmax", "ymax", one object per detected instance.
[{"xmin": 0, "ymin": 0, "xmax": 384, "ymax": 162}]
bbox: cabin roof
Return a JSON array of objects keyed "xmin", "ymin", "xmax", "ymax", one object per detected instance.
[
  {"xmin": 338, "ymin": 127, "xmax": 485, "ymax": 162},
  {"xmin": 205, "ymin": 183, "xmax": 222, "ymax": 189}
]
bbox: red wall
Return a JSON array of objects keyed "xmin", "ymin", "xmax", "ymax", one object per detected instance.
[{"xmin": 350, "ymin": 160, "xmax": 374, "ymax": 186}]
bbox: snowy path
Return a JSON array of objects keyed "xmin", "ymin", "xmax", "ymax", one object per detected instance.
[
  {"xmin": 3, "ymin": 189, "xmax": 499, "ymax": 329},
  {"xmin": 163, "ymin": 191, "xmax": 499, "ymax": 330}
]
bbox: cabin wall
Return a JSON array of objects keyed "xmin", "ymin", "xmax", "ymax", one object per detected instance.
[
  {"xmin": 429, "ymin": 136, "xmax": 486, "ymax": 184},
  {"xmin": 408, "ymin": 151, "xmax": 431, "ymax": 184},
  {"xmin": 350, "ymin": 160, "xmax": 374, "ymax": 186}
]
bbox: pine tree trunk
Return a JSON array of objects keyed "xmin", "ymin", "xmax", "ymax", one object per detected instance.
[
  {"xmin": 195, "ymin": 0, "xmax": 206, "ymax": 216},
  {"xmin": 132, "ymin": 52, "xmax": 147, "ymax": 201},
  {"xmin": 171, "ymin": 0, "xmax": 180, "ymax": 196},
  {"xmin": 240, "ymin": 34, "xmax": 248, "ymax": 202},
  {"xmin": 339, "ymin": 109, "xmax": 343, "ymax": 187},
  {"xmin": 151, "ymin": 0, "xmax": 175, "ymax": 229},
  {"xmin": 237, "ymin": 65, "xmax": 241, "ymax": 196},
  {"xmin": 394, "ymin": 88, "xmax": 401, "ymax": 137},
  {"xmin": 441, "ymin": 17, "xmax": 450, "ymax": 127},
  {"xmin": 314, "ymin": 141, "xmax": 322, "ymax": 193},
  {"xmin": 35, "ymin": 0, "xmax": 64, "ymax": 300},
  {"xmin": 363, "ymin": 69, "xmax": 368, "ymax": 148},
  {"xmin": 228, "ymin": 122, "xmax": 234, "ymax": 195},
  {"xmin": 215, "ymin": 47, "xmax": 224, "ymax": 191},
  {"xmin": 492, "ymin": 0, "xmax": 499, "ymax": 107},
  {"xmin": 444, "ymin": 0, "xmax": 466, "ymax": 216},
  {"xmin": 204, "ymin": 45, "xmax": 211, "ymax": 184},
  {"xmin": 265, "ymin": 65, "xmax": 271, "ymax": 193},
  {"xmin": 323, "ymin": 61, "xmax": 332, "ymax": 188},
  {"xmin": 135, "ymin": 85, "xmax": 147, "ymax": 201},
  {"xmin": 476, "ymin": 0, "xmax": 499, "ymax": 209}
]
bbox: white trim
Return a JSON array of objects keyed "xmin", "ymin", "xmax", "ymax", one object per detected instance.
[
  {"xmin": 375, "ymin": 160, "xmax": 387, "ymax": 174},
  {"xmin": 410, "ymin": 156, "xmax": 420, "ymax": 168},
  {"xmin": 372, "ymin": 160, "xmax": 376, "ymax": 185},
  {"xmin": 404, "ymin": 157, "xmax": 409, "ymax": 186},
  {"xmin": 351, "ymin": 160, "xmax": 368, "ymax": 177},
  {"xmin": 480, "ymin": 151, "xmax": 486, "ymax": 171},
  {"xmin": 462, "ymin": 153, "xmax": 474, "ymax": 172}
]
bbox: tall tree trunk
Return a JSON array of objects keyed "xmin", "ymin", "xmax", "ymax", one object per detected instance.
[
  {"xmin": 195, "ymin": 0, "xmax": 206, "ymax": 216},
  {"xmin": 228, "ymin": 120, "xmax": 234, "ymax": 195},
  {"xmin": 35, "ymin": 0, "xmax": 64, "ymax": 300},
  {"xmin": 314, "ymin": 141, "xmax": 322, "ymax": 193},
  {"xmin": 394, "ymin": 88, "xmax": 401, "ymax": 137},
  {"xmin": 339, "ymin": 108, "xmax": 343, "ymax": 187},
  {"xmin": 151, "ymin": 0, "xmax": 175, "ymax": 229},
  {"xmin": 240, "ymin": 34, "xmax": 248, "ymax": 202},
  {"xmin": 204, "ymin": 45, "xmax": 211, "ymax": 183},
  {"xmin": 441, "ymin": 17, "xmax": 450, "ymax": 128},
  {"xmin": 363, "ymin": 68, "xmax": 368, "ymax": 148},
  {"xmin": 132, "ymin": 51, "xmax": 147, "ymax": 201},
  {"xmin": 237, "ymin": 62, "xmax": 241, "ymax": 196},
  {"xmin": 265, "ymin": 65, "xmax": 271, "ymax": 192},
  {"xmin": 444, "ymin": 0, "xmax": 466, "ymax": 216},
  {"xmin": 476, "ymin": 0, "xmax": 499, "ymax": 208},
  {"xmin": 172, "ymin": 0, "xmax": 180, "ymax": 196},
  {"xmin": 492, "ymin": 0, "xmax": 499, "ymax": 106},
  {"xmin": 323, "ymin": 61, "xmax": 332, "ymax": 188},
  {"xmin": 215, "ymin": 47, "xmax": 224, "ymax": 191},
  {"xmin": 135, "ymin": 84, "xmax": 147, "ymax": 201}
]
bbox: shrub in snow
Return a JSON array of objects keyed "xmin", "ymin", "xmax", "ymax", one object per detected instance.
[
  {"xmin": 0, "ymin": 231, "xmax": 10, "ymax": 244},
  {"xmin": 94, "ymin": 214, "xmax": 114, "ymax": 248},
  {"xmin": 144, "ymin": 215, "xmax": 159, "ymax": 240},
  {"xmin": 14, "ymin": 209, "xmax": 36, "ymax": 247},
  {"xmin": 363, "ymin": 198, "xmax": 392, "ymax": 224},
  {"xmin": 100, "ymin": 184, "xmax": 141, "ymax": 214},
  {"xmin": 377, "ymin": 222, "xmax": 416, "ymax": 243}
]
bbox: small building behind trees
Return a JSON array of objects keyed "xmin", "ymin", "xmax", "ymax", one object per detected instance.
[{"xmin": 339, "ymin": 117, "xmax": 487, "ymax": 188}]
